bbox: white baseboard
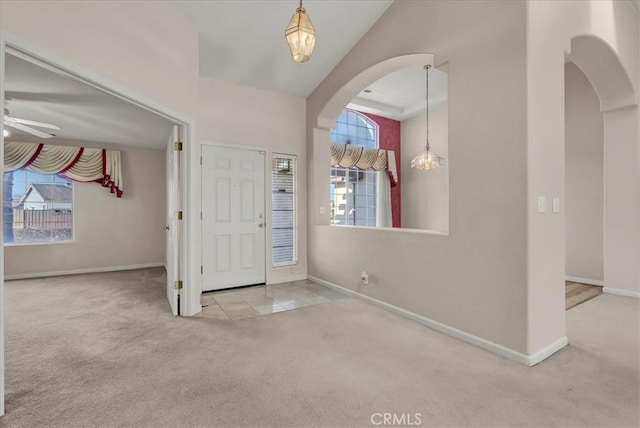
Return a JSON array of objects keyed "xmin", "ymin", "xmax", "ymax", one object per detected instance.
[
  {"xmin": 4, "ymin": 263, "xmax": 165, "ymax": 281},
  {"xmin": 527, "ymin": 336, "xmax": 569, "ymax": 366},
  {"xmin": 603, "ymin": 287, "xmax": 640, "ymax": 299},
  {"xmin": 308, "ymin": 275, "xmax": 568, "ymax": 367},
  {"xmin": 267, "ymin": 274, "xmax": 309, "ymax": 285},
  {"xmin": 565, "ymin": 276, "xmax": 604, "ymax": 287}
]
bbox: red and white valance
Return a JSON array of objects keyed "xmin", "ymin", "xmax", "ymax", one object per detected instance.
[
  {"xmin": 330, "ymin": 143, "xmax": 398, "ymax": 186},
  {"xmin": 4, "ymin": 141, "xmax": 123, "ymax": 197}
]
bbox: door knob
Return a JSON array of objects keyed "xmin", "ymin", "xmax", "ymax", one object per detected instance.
[
  {"xmin": 162, "ymin": 225, "xmax": 170, "ymax": 231},
  {"xmin": 258, "ymin": 223, "xmax": 264, "ymax": 228}
]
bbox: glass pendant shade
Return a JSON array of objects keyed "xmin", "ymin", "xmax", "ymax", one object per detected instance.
[
  {"xmin": 285, "ymin": 2, "xmax": 316, "ymax": 63},
  {"xmin": 411, "ymin": 148, "xmax": 445, "ymax": 170}
]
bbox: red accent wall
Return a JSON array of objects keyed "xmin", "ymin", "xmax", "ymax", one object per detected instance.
[{"xmin": 360, "ymin": 112, "xmax": 401, "ymax": 228}]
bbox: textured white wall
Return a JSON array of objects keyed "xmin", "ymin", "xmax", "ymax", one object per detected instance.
[
  {"xmin": 0, "ymin": 1, "xmax": 199, "ymax": 116},
  {"xmin": 0, "ymin": 0, "xmax": 202, "ymax": 313},
  {"xmin": 564, "ymin": 62, "xmax": 604, "ymax": 282},
  {"xmin": 198, "ymin": 78, "xmax": 307, "ymax": 285},
  {"xmin": 526, "ymin": 0, "xmax": 639, "ymax": 353},
  {"xmin": 401, "ymin": 95, "xmax": 449, "ymax": 233},
  {"xmin": 603, "ymin": 106, "xmax": 639, "ymax": 293},
  {"xmin": 308, "ymin": 0, "xmax": 529, "ymax": 353}
]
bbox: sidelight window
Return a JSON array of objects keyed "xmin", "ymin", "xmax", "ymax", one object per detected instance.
[{"xmin": 271, "ymin": 155, "xmax": 297, "ymax": 266}]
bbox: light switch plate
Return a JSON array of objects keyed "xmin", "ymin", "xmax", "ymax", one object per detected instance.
[
  {"xmin": 552, "ymin": 197, "xmax": 560, "ymax": 213},
  {"xmin": 537, "ymin": 196, "xmax": 546, "ymax": 213},
  {"xmin": 319, "ymin": 206, "xmax": 327, "ymax": 215}
]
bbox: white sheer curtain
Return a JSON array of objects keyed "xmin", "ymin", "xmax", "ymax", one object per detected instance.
[
  {"xmin": 4, "ymin": 141, "xmax": 123, "ymax": 197},
  {"xmin": 331, "ymin": 143, "xmax": 397, "ymax": 227},
  {"xmin": 376, "ymin": 170, "xmax": 392, "ymax": 228}
]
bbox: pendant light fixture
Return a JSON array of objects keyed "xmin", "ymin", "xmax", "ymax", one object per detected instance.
[
  {"xmin": 285, "ymin": 0, "xmax": 316, "ymax": 63},
  {"xmin": 411, "ymin": 65, "xmax": 445, "ymax": 170}
]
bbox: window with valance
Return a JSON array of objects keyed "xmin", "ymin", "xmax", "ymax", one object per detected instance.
[
  {"xmin": 4, "ymin": 141, "xmax": 123, "ymax": 196},
  {"xmin": 329, "ymin": 110, "xmax": 398, "ymax": 228},
  {"xmin": 3, "ymin": 141, "xmax": 123, "ymax": 244}
]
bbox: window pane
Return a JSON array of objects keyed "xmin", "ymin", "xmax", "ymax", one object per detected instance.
[
  {"xmin": 3, "ymin": 170, "xmax": 73, "ymax": 244},
  {"xmin": 329, "ymin": 110, "xmax": 379, "ymax": 227},
  {"xmin": 330, "ymin": 167, "xmax": 376, "ymax": 227},
  {"xmin": 272, "ymin": 156, "xmax": 297, "ymax": 266},
  {"xmin": 330, "ymin": 110, "xmax": 377, "ymax": 148}
]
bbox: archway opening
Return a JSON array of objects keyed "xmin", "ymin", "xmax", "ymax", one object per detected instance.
[
  {"xmin": 564, "ymin": 60, "xmax": 604, "ymax": 309},
  {"xmin": 314, "ymin": 53, "xmax": 449, "ymax": 233},
  {"xmin": 563, "ymin": 34, "xmax": 638, "ymax": 310}
]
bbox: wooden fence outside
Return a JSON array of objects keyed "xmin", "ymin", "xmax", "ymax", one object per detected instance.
[{"xmin": 12, "ymin": 209, "xmax": 73, "ymax": 229}]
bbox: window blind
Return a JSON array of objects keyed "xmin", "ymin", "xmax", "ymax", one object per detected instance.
[{"xmin": 272, "ymin": 155, "xmax": 296, "ymax": 266}]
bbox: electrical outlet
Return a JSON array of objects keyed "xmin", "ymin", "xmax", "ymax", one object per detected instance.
[{"xmin": 361, "ymin": 271, "xmax": 369, "ymax": 285}]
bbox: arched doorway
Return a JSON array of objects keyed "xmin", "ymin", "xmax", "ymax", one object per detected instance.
[
  {"xmin": 526, "ymin": 1, "xmax": 639, "ymax": 361},
  {"xmin": 566, "ymin": 35, "xmax": 637, "ymax": 299},
  {"xmin": 564, "ymin": 60, "xmax": 605, "ymax": 308}
]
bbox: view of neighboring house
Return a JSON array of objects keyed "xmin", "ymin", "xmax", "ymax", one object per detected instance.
[{"xmin": 19, "ymin": 183, "xmax": 72, "ymax": 211}]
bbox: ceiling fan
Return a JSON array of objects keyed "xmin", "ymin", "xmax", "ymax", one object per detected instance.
[{"xmin": 3, "ymin": 108, "xmax": 60, "ymax": 139}]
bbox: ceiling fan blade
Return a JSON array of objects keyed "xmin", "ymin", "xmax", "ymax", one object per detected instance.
[
  {"xmin": 5, "ymin": 122, "xmax": 54, "ymax": 139},
  {"xmin": 5, "ymin": 115, "xmax": 60, "ymax": 130}
]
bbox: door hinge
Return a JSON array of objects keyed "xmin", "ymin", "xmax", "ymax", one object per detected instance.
[
  {"xmin": 200, "ymin": 211, "xmax": 202, "ymax": 220},
  {"xmin": 174, "ymin": 280, "xmax": 183, "ymax": 290},
  {"xmin": 176, "ymin": 210, "xmax": 183, "ymax": 220},
  {"xmin": 200, "ymin": 265, "xmax": 203, "ymax": 275},
  {"xmin": 200, "ymin": 156, "xmax": 202, "ymax": 165},
  {"xmin": 174, "ymin": 141, "xmax": 183, "ymax": 151}
]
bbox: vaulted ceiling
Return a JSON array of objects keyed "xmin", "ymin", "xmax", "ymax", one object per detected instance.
[
  {"xmin": 3, "ymin": 1, "xmax": 637, "ymax": 148},
  {"xmin": 175, "ymin": 0, "xmax": 393, "ymax": 97},
  {"xmin": 4, "ymin": 1, "xmax": 400, "ymax": 148},
  {"xmin": 3, "ymin": 0, "xmax": 450, "ymax": 149}
]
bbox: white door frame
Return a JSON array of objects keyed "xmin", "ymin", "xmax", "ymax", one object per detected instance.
[
  {"xmin": 166, "ymin": 126, "xmax": 184, "ymax": 315},
  {"xmin": 201, "ymin": 142, "xmax": 269, "ymax": 291},
  {"xmin": 0, "ymin": 32, "xmax": 198, "ymax": 415}
]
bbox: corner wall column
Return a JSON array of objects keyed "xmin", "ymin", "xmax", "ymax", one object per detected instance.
[{"xmin": 313, "ymin": 127, "xmax": 331, "ymax": 225}]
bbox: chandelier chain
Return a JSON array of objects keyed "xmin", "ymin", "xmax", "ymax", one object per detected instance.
[{"xmin": 425, "ymin": 65, "xmax": 430, "ymax": 151}]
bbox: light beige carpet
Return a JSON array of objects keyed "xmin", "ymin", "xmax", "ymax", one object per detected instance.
[{"xmin": 2, "ymin": 268, "xmax": 639, "ymax": 427}]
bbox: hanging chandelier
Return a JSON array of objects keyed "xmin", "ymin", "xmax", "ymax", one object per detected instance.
[
  {"xmin": 411, "ymin": 65, "xmax": 445, "ymax": 170},
  {"xmin": 284, "ymin": 0, "xmax": 316, "ymax": 63}
]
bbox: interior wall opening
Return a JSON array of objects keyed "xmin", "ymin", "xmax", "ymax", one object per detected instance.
[
  {"xmin": 321, "ymin": 58, "xmax": 450, "ymax": 233},
  {"xmin": 2, "ymin": 50, "xmax": 176, "ymax": 276},
  {"xmin": 564, "ymin": 60, "xmax": 605, "ymax": 310},
  {"xmin": 0, "ymin": 44, "xmax": 192, "ymax": 411}
]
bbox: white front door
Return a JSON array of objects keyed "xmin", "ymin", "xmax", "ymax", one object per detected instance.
[
  {"xmin": 202, "ymin": 145, "xmax": 266, "ymax": 291},
  {"xmin": 165, "ymin": 126, "xmax": 181, "ymax": 314}
]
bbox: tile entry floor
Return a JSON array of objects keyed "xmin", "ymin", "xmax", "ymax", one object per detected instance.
[{"xmin": 198, "ymin": 280, "xmax": 349, "ymax": 320}]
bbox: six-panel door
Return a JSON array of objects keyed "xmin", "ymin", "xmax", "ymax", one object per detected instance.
[{"xmin": 202, "ymin": 145, "xmax": 266, "ymax": 291}]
